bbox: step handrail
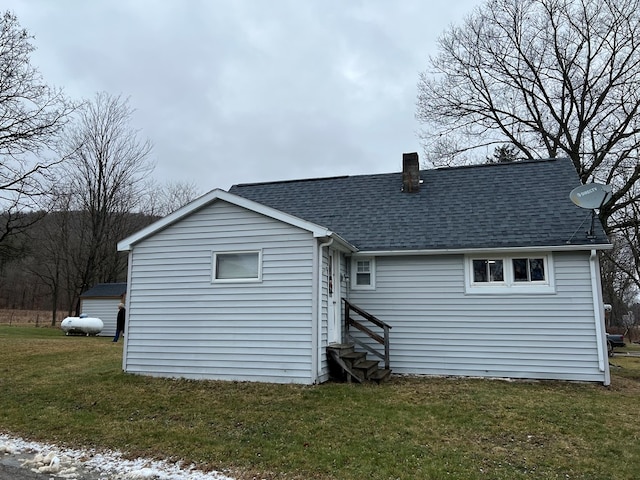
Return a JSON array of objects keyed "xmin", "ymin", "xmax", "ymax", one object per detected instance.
[{"xmin": 342, "ymin": 298, "xmax": 391, "ymax": 370}]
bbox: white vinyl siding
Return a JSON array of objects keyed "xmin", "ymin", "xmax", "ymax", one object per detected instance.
[
  {"xmin": 318, "ymin": 248, "xmax": 330, "ymax": 381},
  {"xmin": 347, "ymin": 251, "xmax": 605, "ymax": 383},
  {"xmin": 124, "ymin": 200, "xmax": 316, "ymax": 384}
]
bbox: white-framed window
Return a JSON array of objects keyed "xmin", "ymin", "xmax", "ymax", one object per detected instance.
[
  {"xmin": 512, "ymin": 257, "xmax": 546, "ymax": 282},
  {"xmin": 351, "ymin": 257, "xmax": 375, "ymax": 290},
  {"xmin": 472, "ymin": 259, "xmax": 505, "ymax": 284},
  {"xmin": 212, "ymin": 250, "xmax": 262, "ymax": 283},
  {"xmin": 466, "ymin": 254, "xmax": 554, "ymax": 294}
]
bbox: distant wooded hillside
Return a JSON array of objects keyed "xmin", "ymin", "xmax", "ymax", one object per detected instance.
[{"xmin": 0, "ymin": 210, "xmax": 157, "ymax": 320}]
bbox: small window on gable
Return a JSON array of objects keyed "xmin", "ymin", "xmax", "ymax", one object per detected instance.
[
  {"xmin": 213, "ymin": 251, "xmax": 262, "ymax": 282},
  {"xmin": 351, "ymin": 257, "xmax": 375, "ymax": 290}
]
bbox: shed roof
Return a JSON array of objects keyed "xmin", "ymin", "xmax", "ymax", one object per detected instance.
[
  {"xmin": 229, "ymin": 158, "xmax": 610, "ymax": 252},
  {"xmin": 80, "ymin": 283, "xmax": 127, "ymax": 298}
]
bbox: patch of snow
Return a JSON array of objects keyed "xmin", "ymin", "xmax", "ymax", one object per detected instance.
[{"xmin": 0, "ymin": 433, "xmax": 236, "ymax": 479}]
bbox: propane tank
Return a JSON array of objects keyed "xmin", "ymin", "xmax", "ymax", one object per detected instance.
[{"xmin": 61, "ymin": 315, "xmax": 104, "ymax": 336}]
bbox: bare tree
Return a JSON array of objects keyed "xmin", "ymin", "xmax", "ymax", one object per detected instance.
[
  {"xmin": 0, "ymin": 11, "xmax": 75, "ymax": 245},
  {"xmin": 144, "ymin": 179, "xmax": 201, "ymax": 217},
  {"xmin": 612, "ymin": 196, "xmax": 640, "ymax": 292},
  {"xmin": 26, "ymin": 190, "xmax": 78, "ymax": 324},
  {"xmin": 600, "ymin": 238, "xmax": 636, "ymax": 327},
  {"xmin": 486, "ymin": 144, "xmax": 520, "ymax": 164},
  {"xmin": 59, "ymin": 92, "xmax": 153, "ymax": 313},
  {"xmin": 416, "ymin": 0, "xmax": 640, "ymax": 235}
]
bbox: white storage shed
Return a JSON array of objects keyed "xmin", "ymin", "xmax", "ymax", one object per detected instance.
[{"xmin": 79, "ymin": 283, "xmax": 127, "ymax": 337}]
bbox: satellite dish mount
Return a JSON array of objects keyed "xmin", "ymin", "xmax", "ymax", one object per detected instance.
[{"xmin": 569, "ymin": 183, "xmax": 612, "ymax": 240}]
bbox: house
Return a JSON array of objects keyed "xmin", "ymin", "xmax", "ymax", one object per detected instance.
[
  {"xmin": 117, "ymin": 155, "xmax": 612, "ymax": 385},
  {"xmin": 79, "ymin": 282, "xmax": 127, "ymax": 337}
]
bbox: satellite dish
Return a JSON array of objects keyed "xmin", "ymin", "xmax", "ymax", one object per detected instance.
[{"xmin": 569, "ymin": 183, "xmax": 612, "ymax": 209}]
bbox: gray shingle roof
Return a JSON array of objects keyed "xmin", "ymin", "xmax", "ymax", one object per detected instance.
[
  {"xmin": 80, "ymin": 282, "xmax": 127, "ymax": 298},
  {"xmin": 229, "ymin": 158, "xmax": 609, "ymax": 251}
]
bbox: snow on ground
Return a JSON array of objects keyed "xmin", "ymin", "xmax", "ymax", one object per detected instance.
[{"xmin": 0, "ymin": 433, "xmax": 236, "ymax": 480}]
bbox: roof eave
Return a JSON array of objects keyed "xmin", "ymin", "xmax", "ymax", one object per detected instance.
[
  {"xmin": 118, "ymin": 189, "xmax": 353, "ymax": 251},
  {"xmin": 321, "ymin": 232, "xmax": 358, "ymax": 253},
  {"xmin": 352, "ymin": 243, "xmax": 612, "ymax": 256}
]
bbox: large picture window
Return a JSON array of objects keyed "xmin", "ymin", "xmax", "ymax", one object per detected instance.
[
  {"xmin": 466, "ymin": 254, "xmax": 553, "ymax": 293},
  {"xmin": 213, "ymin": 251, "xmax": 262, "ymax": 282}
]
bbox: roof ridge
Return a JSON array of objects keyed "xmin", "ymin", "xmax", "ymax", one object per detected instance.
[
  {"xmin": 232, "ymin": 172, "xmax": 398, "ymax": 188},
  {"xmin": 231, "ymin": 158, "xmax": 568, "ymax": 189},
  {"xmin": 433, "ymin": 157, "xmax": 563, "ymax": 172}
]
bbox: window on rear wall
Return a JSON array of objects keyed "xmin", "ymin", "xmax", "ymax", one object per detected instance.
[
  {"xmin": 512, "ymin": 257, "xmax": 546, "ymax": 282},
  {"xmin": 213, "ymin": 251, "xmax": 262, "ymax": 282},
  {"xmin": 472, "ymin": 259, "xmax": 504, "ymax": 283},
  {"xmin": 351, "ymin": 257, "xmax": 375, "ymax": 290},
  {"xmin": 466, "ymin": 254, "xmax": 553, "ymax": 294}
]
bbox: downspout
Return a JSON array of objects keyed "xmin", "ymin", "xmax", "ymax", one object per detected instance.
[
  {"xmin": 590, "ymin": 249, "xmax": 610, "ymax": 385},
  {"xmin": 314, "ymin": 237, "xmax": 334, "ymax": 384}
]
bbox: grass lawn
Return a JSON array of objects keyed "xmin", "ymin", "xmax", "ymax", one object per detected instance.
[{"xmin": 1, "ymin": 326, "xmax": 639, "ymax": 480}]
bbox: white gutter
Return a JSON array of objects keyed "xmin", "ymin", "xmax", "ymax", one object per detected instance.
[
  {"xmin": 590, "ymin": 249, "xmax": 610, "ymax": 385},
  {"xmin": 355, "ymin": 244, "xmax": 612, "ymax": 257},
  {"xmin": 314, "ymin": 237, "xmax": 334, "ymax": 384}
]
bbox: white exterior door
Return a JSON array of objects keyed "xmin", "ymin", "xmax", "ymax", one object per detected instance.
[{"xmin": 327, "ymin": 251, "xmax": 341, "ymax": 344}]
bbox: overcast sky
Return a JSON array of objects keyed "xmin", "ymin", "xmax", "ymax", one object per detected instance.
[{"xmin": 6, "ymin": 1, "xmax": 481, "ymax": 193}]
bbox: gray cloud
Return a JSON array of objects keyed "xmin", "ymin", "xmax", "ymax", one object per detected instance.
[{"xmin": 6, "ymin": 0, "xmax": 481, "ymax": 191}]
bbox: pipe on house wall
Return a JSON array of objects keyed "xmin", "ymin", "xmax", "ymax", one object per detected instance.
[
  {"xmin": 314, "ymin": 237, "xmax": 334, "ymax": 383},
  {"xmin": 590, "ymin": 249, "xmax": 610, "ymax": 385}
]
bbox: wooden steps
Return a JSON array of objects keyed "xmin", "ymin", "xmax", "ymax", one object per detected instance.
[{"xmin": 326, "ymin": 344, "xmax": 391, "ymax": 384}]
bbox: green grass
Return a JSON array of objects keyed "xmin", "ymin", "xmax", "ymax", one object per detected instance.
[{"xmin": 2, "ymin": 326, "xmax": 640, "ymax": 479}]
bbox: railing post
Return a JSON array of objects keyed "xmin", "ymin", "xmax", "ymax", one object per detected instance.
[
  {"xmin": 383, "ymin": 325, "xmax": 390, "ymax": 370},
  {"xmin": 343, "ymin": 298, "xmax": 349, "ymax": 343},
  {"xmin": 342, "ymin": 298, "xmax": 391, "ymax": 369}
]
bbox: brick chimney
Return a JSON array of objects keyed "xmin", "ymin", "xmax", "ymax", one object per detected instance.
[{"xmin": 402, "ymin": 152, "xmax": 420, "ymax": 193}]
